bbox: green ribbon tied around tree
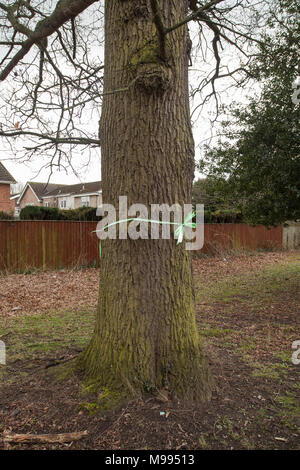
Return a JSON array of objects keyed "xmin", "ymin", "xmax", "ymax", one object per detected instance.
[{"xmin": 94, "ymin": 211, "xmax": 196, "ymax": 258}]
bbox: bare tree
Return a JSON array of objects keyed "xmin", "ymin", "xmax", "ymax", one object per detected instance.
[{"xmin": 0, "ymin": 0, "xmax": 273, "ymax": 403}]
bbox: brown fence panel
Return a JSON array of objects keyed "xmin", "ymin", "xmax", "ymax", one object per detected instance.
[
  {"xmin": 202, "ymin": 223, "xmax": 283, "ymax": 253},
  {"xmin": 0, "ymin": 220, "xmax": 99, "ymax": 272},
  {"xmin": 0, "ymin": 221, "xmax": 283, "ymax": 272}
]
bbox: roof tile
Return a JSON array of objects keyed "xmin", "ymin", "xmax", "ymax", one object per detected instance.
[{"xmin": 0, "ymin": 162, "xmax": 16, "ymax": 184}]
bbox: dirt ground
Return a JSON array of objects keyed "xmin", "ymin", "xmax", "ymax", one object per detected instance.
[{"xmin": 0, "ymin": 250, "xmax": 299, "ymax": 450}]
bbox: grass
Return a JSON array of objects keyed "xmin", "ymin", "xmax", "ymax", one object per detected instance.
[
  {"xmin": 195, "ymin": 252, "xmax": 299, "ymax": 349},
  {"xmin": 250, "ymin": 362, "xmax": 290, "ymax": 381},
  {"xmin": 200, "ymin": 327, "xmax": 232, "ymax": 337},
  {"xmin": 194, "ymin": 251, "xmax": 300, "ymax": 432},
  {"xmin": 273, "ymin": 391, "xmax": 300, "ymax": 429},
  {"xmin": 1, "ymin": 309, "xmax": 95, "ymax": 359},
  {"xmin": 195, "ymin": 253, "xmax": 300, "ymax": 308},
  {"xmin": 0, "ymin": 309, "xmax": 95, "ymax": 384}
]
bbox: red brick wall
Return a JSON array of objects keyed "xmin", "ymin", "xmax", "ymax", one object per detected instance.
[
  {"xmin": 19, "ymin": 186, "xmax": 41, "ymax": 209},
  {"xmin": 0, "ymin": 184, "xmax": 12, "ymax": 213}
]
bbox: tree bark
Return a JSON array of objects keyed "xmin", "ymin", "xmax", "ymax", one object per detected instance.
[{"xmin": 79, "ymin": 0, "xmax": 212, "ymax": 402}]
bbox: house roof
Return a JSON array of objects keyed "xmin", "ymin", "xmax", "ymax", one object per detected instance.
[
  {"xmin": 44, "ymin": 181, "xmax": 102, "ymax": 198},
  {"xmin": 18, "ymin": 182, "xmax": 67, "ymax": 204},
  {"xmin": 18, "ymin": 180, "xmax": 102, "ymax": 204},
  {"xmin": 0, "ymin": 162, "xmax": 16, "ymax": 184}
]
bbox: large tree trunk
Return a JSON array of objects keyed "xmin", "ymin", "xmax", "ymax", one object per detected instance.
[{"xmin": 79, "ymin": 0, "xmax": 211, "ymax": 402}]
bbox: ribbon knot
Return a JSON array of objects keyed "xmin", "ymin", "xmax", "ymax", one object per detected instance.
[
  {"xmin": 94, "ymin": 211, "xmax": 196, "ymax": 257},
  {"xmin": 174, "ymin": 211, "xmax": 196, "ymax": 245}
]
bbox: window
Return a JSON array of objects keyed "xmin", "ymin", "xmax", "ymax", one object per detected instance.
[
  {"xmin": 60, "ymin": 200, "xmax": 67, "ymax": 209},
  {"xmin": 81, "ymin": 196, "xmax": 90, "ymax": 207},
  {"xmin": 45, "ymin": 202, "xmax": 50, "ymax": 207}
]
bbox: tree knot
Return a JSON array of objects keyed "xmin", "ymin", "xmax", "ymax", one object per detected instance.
[
  {"xmin": 132, "ymin": 63, "xmax": 173, "ymax": 94},
  {"xmin": 130, "ymin": 40, "xmax": 173, "ymax": 93}
]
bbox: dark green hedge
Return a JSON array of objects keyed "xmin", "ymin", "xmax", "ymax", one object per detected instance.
[
  {"xmin": 20, "ymin": 206, "xmax": 60, "ymax": 220},
  {"xmin": 60, "ymin": 207, "xmax": 100, "ymax": 221},
  {"xmin": 19, "ymin": 205, "xmax": 100, "ymax": 221}
]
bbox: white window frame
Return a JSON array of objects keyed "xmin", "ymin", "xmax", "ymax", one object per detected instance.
[{"xmin": 81, "ymin": 196, "xmax": 90, "ymax": 207}]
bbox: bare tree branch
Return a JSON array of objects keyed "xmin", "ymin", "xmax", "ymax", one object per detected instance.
[
  {"xmin": 0, "ymin": 129, "xmax": 100, "ymax": 146},
  {"xmin": 149, "ymin": 0, "xmax": 166, "ymax": 60},
  {"xmin": 0, "ymin": 0, "xmax": 99, "ymax": 81},
  {"xmin": 166, "ymin": 0, "xmax": 226, "ymax": 34}
]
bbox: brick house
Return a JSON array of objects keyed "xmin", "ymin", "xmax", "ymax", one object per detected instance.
[
  {"xmin": 18, "ymin": 182, "xmax": 63, "ymax": 209},
  {"xmin": 0, "ymin": 162, "xmax": 16, "ymax": 213},
  {"xmin": 18, "ymin": 181, "xmax": 102, "ymax": 211}
]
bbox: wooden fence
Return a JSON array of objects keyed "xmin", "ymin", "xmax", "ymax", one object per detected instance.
[
  {"xmin": 0, "ymin": 220, "xmax": 283, "ymax": 272},
  {"xmin": 202, "ymin": 223, "xmax": 283, "ymax": 253},
  {"xmin": 0, "ymin": 220, "xmax": 99, "ymax": 272}
]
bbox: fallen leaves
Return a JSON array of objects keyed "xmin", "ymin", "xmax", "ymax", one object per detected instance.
[{"xmin": 0, "ymin": 268, "xmax": 99, "ymax": 318}]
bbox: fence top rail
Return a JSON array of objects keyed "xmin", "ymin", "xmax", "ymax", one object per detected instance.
[
  {"xmin": 0, "ymin": 219, "xmax": 98, "ymax": 223},
  {"xmin": 0, "ymin": 220, "xmax": 283, "ymax": 228}
]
